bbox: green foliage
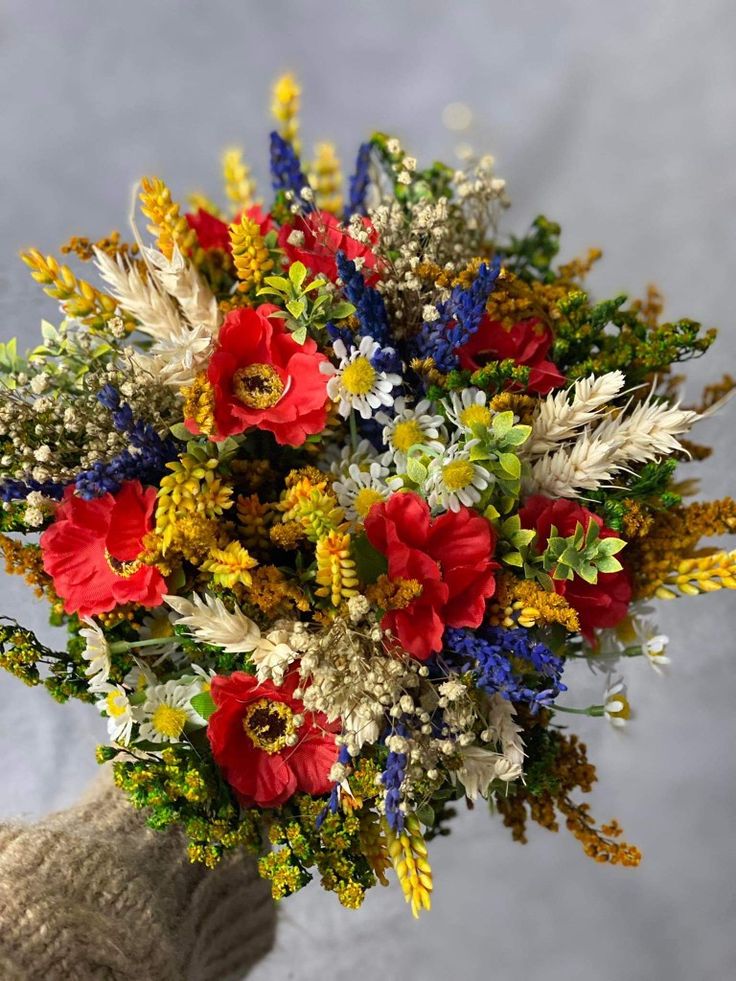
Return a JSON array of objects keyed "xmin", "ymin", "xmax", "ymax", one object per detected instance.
[
  {"xmin": 370, "ymin": 132, "xmax": 454, "ymax": 206},
  {"xmin": 552, "ymin": 290, "xmax": 716, "ymax": 382},
  {"xmin": 504, "ymin": 215, "xmax": 561, "ymax": 283},
  {"xmin": 541, "ymin": 519, "xmax": 625, "ymax": 584},
  {"xmin": 0, "ymin": 617, "xmax": 93, "ymax": 703},
  {"xmin": 258, "ymin": 261, "xmax": 355, "ymax": 344}
]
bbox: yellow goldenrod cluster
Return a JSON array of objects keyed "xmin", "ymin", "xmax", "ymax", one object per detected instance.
[
  {"xmin": 385, "ymin": 814, "xmax": 433, "ymax": 918},
  {"xmin": 484, "ymin": 269, "xmax": 571, "ymax": 329},
  {"xmin": 247, "ymin": 564, "xmax": 309, "ymax": 617},
  {"xmin": 21, "ymin": 248, "xmax": 117, "ymax": 329},
  {"xmin": 488, "ymin": 392, "xmax": 537, "ymax": 425},
  {"xmin": 271, "ymin": 72, "xmax": 301, "ymax": 151},
  {"xmin": 181, "ymin": 372, "xmax": 217, "ymax": 436},
  {"xmin": 202, "ymin": 541, "xmax": 258, "ymax": 588},
  {"xmin": 139, "ymin": 176, "xmax": 194, "ymax": 260},
  {"xmin": 222, "ymin": 147, "xmax": 256, "ymax": 211},
  {"xmin": 0, "ymin": 536, "xmax": 58, "ymax": 606},
  {"xmin": 490, "ymin": 576, "xmax": 580, "ymax": 632},
  {"xmin": 60, "ymin": 230, "xmax": 137, "ymax": 262},
  {"xmin": 155, "ymin": 453, "xmax": 234, "ymax": 559},
  {"xmin": 630, "ymin": 498, "xmax": 736, "ymax": 598},
  {"xmin": 366, "ymin": 575, "xmax": 424, "ymax": 612},
  {"xmin": 310, "ymin": 142, "xmax": 343, "ymax": 214},
  {"xmin": 315, "ymin": 531, "xmax": 359, "ymax": 607},
  {"xmin": 229, "ymin": 213, "xmax": 274, "ymax": 293}
]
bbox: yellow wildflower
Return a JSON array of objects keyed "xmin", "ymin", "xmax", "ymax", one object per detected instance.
[
  {"xmin": 366, "ymin": 575, "xmax": 423, "ymax": 612},
  {"xmin": 271, "ymin": 72, "xmax": 301, "ymax": 151},
  {"xmin": 309, "ymin": 142, "xmax": 343, "ymax": 214},
  {"xmin": 655, "ymin": 550, "xmax": 736, "ymax": 599},
  {"xmin": 202, "ymin": 542, "xmax": 258, "ymax": 589},
  {"xmin": 229, "ymin": 214, "xmax": 274, "ymax": 293},
  {"xmin": 359, "ymin": 811, "xmax": 391, "ymax": 887},
  {"xmin": 222, "ymin": 147, "xmax": 257, "ymax": 210},
  {"xmin": 237, "ymin": 494, "xmax": 272, "ymax": 554},
  {"xmin": 139, "ymin": 176, "xmax": 194, "ymax": 260},
  {"xmin": 385, "ymin": 814, "xmax": 433, "ymax": 919},
  {"xmin": 21, "ymin": 248, "xmax": 117, "ymax": 329},
  {"xmin": 315, "ymin": 532, "xmax": 359, "ymax": 607}
]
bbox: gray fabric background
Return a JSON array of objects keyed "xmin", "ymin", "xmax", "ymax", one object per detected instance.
[{"xmin": 1, "ymin": 1, "xmax": 735, "ymax": 978}]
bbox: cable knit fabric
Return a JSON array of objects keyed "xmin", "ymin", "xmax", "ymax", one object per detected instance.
[{"xmin": 0, "ymin": 771, "xmax": 276, "ymax": 980}]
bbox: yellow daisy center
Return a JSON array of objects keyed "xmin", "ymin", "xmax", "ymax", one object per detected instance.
[
  {"xmin": 354, "ymin": 486, "xmax": 385, "ymax": 517},
  {"xmin": 607, "ymin": 695, "xmax": 631, "ymax": 721},
  {"xmin": 341, "ymin": 356, "xmax": 376, "ymax": 396},
  {"xmin": 106, "ymin": 691, "xmax": 128, "ymax": 718},
  {"xmin": 460, "ymin": 403, "xmax": 492, "ymax": 429},
  {"xmin": 443, "ymin": 459, "xmax": 475, "ymax": 492},
  {"xmin": 151, "ymin": 703, "xmax": 188, "ymax": 739},
  {"xmin": 233, "ymin": 363, "xmax": 285, "ymax": 408},
  {"xmin": 148, "ymin": 617, "xmax": 174, "ymax": 640},
  {"xmin": 392, "ymin": 419, "xmax": 425, "ymax": 453},
  {"xmin": 243, "ymin": 698, "xmax": 296, "ymax": 754}
]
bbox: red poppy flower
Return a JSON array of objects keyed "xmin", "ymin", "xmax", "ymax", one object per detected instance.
[
  {"xmin": 40, "ymin": 481, "xmax": 166, "ymax": 618},
  {"xmin": 519, "ymin": 495, "xmax": 632, "ymax": 636},
  {"xmin": 186, "ymin": 205, "xmax": 274, "ymax": 252},
  {"xmin": 207, "ymin": 671, "xmax": 339, "ymax": 808},
  {"xmin": 457, "ymin": 315, "xmax": 565, "ymax": 395},
  {"xmin": 278, "ymin": 210, "xmax": 380, "ymax": 283},
  {"xmin": 364, "ymin": 491, "xmax": 499, "ymax": 660},
  {"xmin": 190, "ymin": 303, "xmax": 330, "ymax": 445}
]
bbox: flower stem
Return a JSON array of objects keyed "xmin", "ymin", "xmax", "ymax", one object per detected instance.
[{"xmin": 554, "ymin": 704, "xmax": 605, "ymax": 717}]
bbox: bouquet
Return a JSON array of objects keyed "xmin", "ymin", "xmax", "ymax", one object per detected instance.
[{"xmin": 2, "ymin": 75, "xmax": 734, "ymax": 918}]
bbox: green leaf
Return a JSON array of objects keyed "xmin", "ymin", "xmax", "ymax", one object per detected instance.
[
  {"xmin": 291, "ymin": 325, "xmax": 308, "ymax": 344},
  {"xmin": 406, "ymin": 457, "xmax": 428, "ymax": 484},
  {"xmin": 492, "ymin": 411, "xmax": 514, "ymax": 436},
  {"xmin": 596, "ymin": 555, "xmax": 624, "ymax": 574},
  {"xmin": 262, "ymin": 275, "xmax": 291, "ymax": 292},
  {"xmin": 498, "ymin": 452, "xmax": 521, "ymax": 479},
  {"xmin": 352, "ymin": 533, "xmax": 388, "ymax": 584},
  {"xmin": 191, "ymin": 691, "xmax": 216, "ymax": 721},
  {"xmin": 503, "ymin": 551, "xmax": 524, "ymax": 568},
  {"xmin": 330, "ymin": 301, "xmax": 356, "ymax": 320},
  {"xmin": 169, "ymin": 423, "xmax": 191, "ymax": 441},
  {"xmin": 288, "ymin": 261, "xmax": 307, "ymax": 290},
  {"xmin": 286, "ymin": 298, "xmax": 306, "ymax": 319}
]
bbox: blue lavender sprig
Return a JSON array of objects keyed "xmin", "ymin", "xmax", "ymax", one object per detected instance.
[
  {"xmin": 335, "ymin": 252, "xmax": 390, "ymax": 345},
  {"xmin": 412, "ymin": 255, "xmax": 502, "ymax": 372},
  {"xmin": 0, "ymin": 477, "xmax": 65, "ymax": 504},
  {"xmin": 74, "ymin": 385, "xmax": 176, "ymax": 499},
  {"xmin": 344, "ymin": 142, "xmax": 372, "ymax": 220},
  {"xmin": 444, "ymin": 624, "xmax": 566, "ymax": 712},
  {"xmin": 269, "ymin": 131, "xmax": 311, "ymax": 206},
  {"xmin": 316, "ymin": 744, "xmax": 353, "ymax": 829},
  {"xmin": 382, "ymin": 721, "xmax": 409, "ymax": 832}
]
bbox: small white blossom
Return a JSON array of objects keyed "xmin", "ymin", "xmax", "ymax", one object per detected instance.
[
  {"xmin": 426, "ymin": 439, "xmax": 491, "ymax": 512},
  {"xmin": 321, "ymin": 336, "xmax": 402, "ymax": 420},
  {"xmin": 603, "ymin": 677, "xmax": 631, "ymax": 728}
]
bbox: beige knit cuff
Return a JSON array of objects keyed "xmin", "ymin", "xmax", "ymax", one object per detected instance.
[{"xmin": 0, "ymin": 771, "xmax": 276, "ymax": 980}]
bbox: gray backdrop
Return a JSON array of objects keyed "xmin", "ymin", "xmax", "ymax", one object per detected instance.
[{"xmin": 1, "ymin": 2, "xmax": 735, "ymax": 979}]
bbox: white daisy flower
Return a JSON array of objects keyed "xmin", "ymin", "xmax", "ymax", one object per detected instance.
[
  {"xmin": 134, "ymin": 678, "xmax": 206, "ymax": 744},
  {"xmin": 643, "ymin": 631, "xmax": 670, "ymax": 674},
  {"xmin": 333, "ymin": 460, "xmax": 396, "ymax": 522},
  {"xmin": 97, "ymin": 684, "xmax": 134, "ymax": 746},
  {"xmin": 79, "ymin": 619, "xmax": 111, "ymax": 693},
  {"xmin": 602, "ymin": 676, "xmax": 631, "ymax": 728},
  {"xmin": 135, "ymin": 609, "xmax": 178, "ymax": 660},
  {"xmin": 445, "ymin": 388, "xmax": 493, "ymax": 434},
  {"xmin": 426, "ymin": 439, "xmax": 491, "ymax": 512},
  {"xmin": 376, "ymin": 397, "xmax": 446, "ymax": 467},
  {"xmin": 123, "ymin": 659, "xmax": 157, "ymax": 695},
  {"xmin": 324, "ymin": 437, "xmax": 380, "ymax": 477},
  {"xmin": 320, "ymin": 336, "xmax": 401, "ymax": 419}
]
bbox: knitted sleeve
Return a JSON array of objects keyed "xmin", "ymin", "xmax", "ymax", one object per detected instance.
[{"xmin": 0, "ymin": 771, "xmax": 276, "ymax": 980}]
